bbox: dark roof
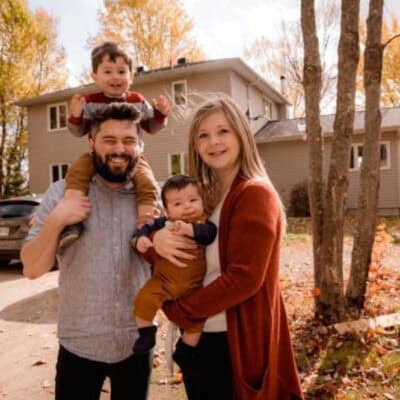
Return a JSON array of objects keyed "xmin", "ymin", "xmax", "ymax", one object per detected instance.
[{"xmin": 255, "ymin": 106, "xmax": 400, "ymax": 143}]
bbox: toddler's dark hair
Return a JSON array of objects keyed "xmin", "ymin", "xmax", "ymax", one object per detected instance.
[{"xmin": 91, "ymin": 41, "xmax": 133, "ymax": 72}]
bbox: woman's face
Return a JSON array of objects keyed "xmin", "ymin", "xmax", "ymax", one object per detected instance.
[{"xmin": 196, "ymin": 111, "xmax": 241, "ymax": 176}]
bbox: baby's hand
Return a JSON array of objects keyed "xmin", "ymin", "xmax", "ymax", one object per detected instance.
[
  {"xmin": 172, "ymin": 220, "xmax": 194, "ymax": 237},
  {"xmin": 70, "ymin": 95, "xmax": 85, "ymax": 118},
  {"xmin": 153, "ymin": 95, "xmax": 170, "ymax": 116},
  {"xmin": 136, "ymin": 236, "xmax": 153, "ymax": 253}
]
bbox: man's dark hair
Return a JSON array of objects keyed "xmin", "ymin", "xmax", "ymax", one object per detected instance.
[
  {"xmin": 161, "ymin": 174, "xmax": 201, "ymax": 208},
  {"xmin": 91, "ymin": 41, "xmax": 133, "ymax": 72},
  {"xmin": 90, "ymin": 103, "xmax": 142, "ymax": 137}
]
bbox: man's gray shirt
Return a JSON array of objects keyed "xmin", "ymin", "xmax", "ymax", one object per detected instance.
[{"xmin": 26, "ymin": 177, "xmax": 151, "ymax": 363}]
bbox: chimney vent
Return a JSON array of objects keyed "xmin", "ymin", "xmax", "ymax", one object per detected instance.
[
  {"xmin": 177, "ymin": 57, "xmax": 187, "ymax": 65},
  {"xmin": 280, "ymin": 75, "xmax": 287, "ymax": 97}
]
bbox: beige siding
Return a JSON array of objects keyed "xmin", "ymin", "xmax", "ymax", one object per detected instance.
[
  {"xmin": 229, "ymin": 71, "xmax": 281, "ymax": 133},
  {"xmin": 346, "ymin": 131, "xmax": 399, "ymax": 211},
  {"xmin": 27, "ymin": 104, "xmax": 87, "ymax": 194},
  {"xmin": 135, "ymin": 71, "xmax": 232, "ymax": 182},
  {"xmin": 258, "ymin": 140, "xmax": 309, "ymax": 207},
  {"xmin": 258, "ymin": 131, "xmax": 400, "ymax": 215}
]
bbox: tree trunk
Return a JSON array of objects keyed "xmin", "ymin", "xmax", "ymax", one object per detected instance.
[
  {"xmin": 319, "ymin": 0, "xmax": 360, "ymax": 323},
  {"xmin": 346, "ymin": 0, "xmax": 384, "ymax": 315},
  {"xmin": 301, "ymin": 0, "xmax": 324, "ymax": 315}
]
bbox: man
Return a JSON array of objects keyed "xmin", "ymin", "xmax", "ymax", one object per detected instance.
[{"xmin": 21, "ymin": 103, "xmax": 153, "ymax": 400}]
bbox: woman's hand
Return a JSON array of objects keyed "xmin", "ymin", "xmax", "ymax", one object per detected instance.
[{"xmin": 153, "ymin": 227, "xmax": 196, "ymax": 267}]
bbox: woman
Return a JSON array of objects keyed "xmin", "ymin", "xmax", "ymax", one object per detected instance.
[{"xmin": 154, "ymin": 97, "xmax": 304, "ymax": 400}]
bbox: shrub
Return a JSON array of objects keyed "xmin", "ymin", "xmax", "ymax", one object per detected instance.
[{"xmin": 289, "ymin": 181, "xmax": 310, "ymax": 217}]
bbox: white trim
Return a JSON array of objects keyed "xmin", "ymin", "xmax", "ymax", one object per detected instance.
[
  {"xmin": 263, "ymin": 96, "xmax": 272, "ymax": 120},
  {"xmin": 171, "ymin": 80, "xmax": 187, "ymax": 106},
  {"xmin": 349, "ymin": 142, "xmax": 391, "ymax": 171},
  {"xmin": 47, "ymin": 102, "xmax": 68, "ymax": 132},
  {"xmin": 380, "ymin": 141, "xmax": 391, "ymax": 170},
  {"xmin": 49, "ymin": 163, "xmax": 70, "ymax": 184},
  {"xmin": 168, "ymin": 153, "xmax": 185, "ymax": 176}
]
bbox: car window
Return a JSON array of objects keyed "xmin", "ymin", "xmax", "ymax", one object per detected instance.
[{"xmin": 0, "ymin": 202, "xmax": 38, "ymax": 218}]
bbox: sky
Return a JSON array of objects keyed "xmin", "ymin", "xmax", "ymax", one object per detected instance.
[{"xmin": 27, "ymin": 0, "xmax": 400, "ymax": 87}]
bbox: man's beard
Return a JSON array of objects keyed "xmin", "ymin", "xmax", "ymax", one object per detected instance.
[{"xmin": 92, "ymin": 150, "xmax": 137, "ymax": 183}]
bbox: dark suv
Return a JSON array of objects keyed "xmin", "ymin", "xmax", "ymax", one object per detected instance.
[{"xmin": 0, "ymin": 196, "xmax": 41, "ymax": 265}]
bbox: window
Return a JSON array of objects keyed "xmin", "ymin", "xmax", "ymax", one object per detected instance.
[
  {"xmin": 48, "ymin": 103, "xmax": 67, "ymax": 131},
  {"xmin": 263, "ymin": 97, "xmax": 273, "ymax": 119},
  {"xmin": 172, "ymin": 81, "xmax": 187, "ymax": 106},
  {"xmin": 169, "ymin": 153, "xmax": 186, "ymax": 175},
  {"xmin": 50, "ymin": 163, "xmax": 69, "ymax": 183},
  {"xmin": 349, "ymin": 142, "xmax": 390, "ymax": 170}
]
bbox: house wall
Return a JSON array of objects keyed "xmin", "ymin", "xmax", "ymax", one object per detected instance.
[
  {"xmin": 229, "ymin": 71, "xmax": 280, "ymax": 133},
  {"xmin": 258, "ymin": 130, "xmax": 400, "ymax": 215},
  {"xmin": 136, "ymin": 70, "xmax": 232, "ymax": 183},
  {"xmin": 27, "ymin": 104, "xmax": 87, "ymax": 194}
]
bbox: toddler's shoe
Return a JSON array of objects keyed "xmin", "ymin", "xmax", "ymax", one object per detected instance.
[{"xmin": 58, "ymin": 222, "xmax": 84, "ymax": 250}]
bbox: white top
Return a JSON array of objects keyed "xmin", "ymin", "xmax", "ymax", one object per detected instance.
[{"xmin": 203, "ymin": 197, "xmax": 227, "ymax": 332}]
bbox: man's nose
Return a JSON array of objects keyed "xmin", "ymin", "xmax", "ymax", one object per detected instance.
[{"xmin": 113, "ymin": 142, "xmax": 125, "ymax": 153}]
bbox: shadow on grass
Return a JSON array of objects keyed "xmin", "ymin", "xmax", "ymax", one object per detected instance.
[{"xmin": 0, "ymin": 288, "xmax": 57, "ymax": 324}]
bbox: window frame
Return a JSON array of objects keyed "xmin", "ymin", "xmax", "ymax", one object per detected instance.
[
  {"xmin": 171, "ymin": 80, "xmax": 188, "ymax": 106},
  {"xmin": 47, "ymin": 102, "xmax": 68, "ymax": 132},
  {"xmin": 349, "ymin": 142, "xmax": 391, "ymax": 171},
  {"xmin": 49, "ymin": 163, "xmax": 70, "ymax": 184},
  {"xmin": 168, "ymin": 153, "xmax": 186, "ymax": 176},
  {"xmin": 263, "ymin": 96, "xmax": 273, "ymax": 120}
]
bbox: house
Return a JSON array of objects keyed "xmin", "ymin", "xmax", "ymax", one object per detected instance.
[
  {"xmin": 255, "ymin": 107, "xmax": 400, "ymax": 215},
  {"xmin": 16, "ymin": 57, "xmax": 400, "ymax": 215},
  {"xmin": 16, "ymin": 57, "xmax": 288, "ymax": 194}
]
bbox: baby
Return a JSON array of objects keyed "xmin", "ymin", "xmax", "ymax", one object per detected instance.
[{"xmin": 132, "ymin": 174, "xmax": 217, "ymax": 354}]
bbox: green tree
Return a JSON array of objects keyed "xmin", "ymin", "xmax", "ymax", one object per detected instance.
[
  {"xmin": 0, "ymin": 0, "xmax": 68, "ymax": 198},
  {"xmin": 89, "ymin": 0, "xmax": 205, "ymax": 69}
]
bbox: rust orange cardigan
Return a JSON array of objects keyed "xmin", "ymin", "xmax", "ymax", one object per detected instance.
[{"xmin": 163, "ymin": 175, "xmax": 304, "ymax": 400}]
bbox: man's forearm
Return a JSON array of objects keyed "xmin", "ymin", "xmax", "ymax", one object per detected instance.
[{"xmin": 21, "ymin": 214, "xmax": 64, "ymax": 279}]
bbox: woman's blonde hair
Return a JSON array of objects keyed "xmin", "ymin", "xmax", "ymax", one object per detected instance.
[{"xmin": 188, "ymin": 96, "xmax": 286, "ymax": 231}]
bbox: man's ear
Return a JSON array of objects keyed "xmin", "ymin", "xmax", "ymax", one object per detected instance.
[{"xmin": 88, "ymin": 134, "xmax": 95, "ymax": 151}]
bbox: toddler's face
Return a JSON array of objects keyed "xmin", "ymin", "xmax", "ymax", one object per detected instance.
[
  {"xmin": 92, "ymin": 55, "xmax": 132, "ymax": 97},
  {"xmin": 165, "ymin": 184, "xmax": 203, "ymax": 221}
]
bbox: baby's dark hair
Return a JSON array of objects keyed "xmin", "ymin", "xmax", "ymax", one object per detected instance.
[
  {"xmin": 91, "ymin": 41, "xmax": 133, "ymax": 72},
  {"xmin": 161, "ymin": 175, "xmax": 201, "ymax": 208}
]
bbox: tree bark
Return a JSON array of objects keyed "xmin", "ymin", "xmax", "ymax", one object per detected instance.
[
  {"xmin": 319, "ymin": 0, "xmax": 360, "ymax": 323},
  {"xmin": 301, "ymin": 0, "xmax": 324, "ymax": 316},
  {"xmin": 346, "ymin": 0, "xmax": 384, "ymax": 315}
]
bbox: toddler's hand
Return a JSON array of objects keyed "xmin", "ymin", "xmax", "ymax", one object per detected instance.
[
  {"xmin": 136, "ymin": 236, "xmax": 153, "ymax": 253},
  {"xmin": 173, "ymin": 220, "xmax": 194, "ymax": 237},
  {"xmin": 70, "ymin": 95, "xmax": 85, "ymax": 118},
  {"xmin": 153, "ymin": 95, "xmax": 170, "ymax": 116}
]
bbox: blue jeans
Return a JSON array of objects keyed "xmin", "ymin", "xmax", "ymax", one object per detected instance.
[{"xmin": 55, "ymin": 345, "xmax": 151, "ymax": 400}]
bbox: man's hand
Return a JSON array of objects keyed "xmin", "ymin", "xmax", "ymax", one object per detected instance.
[
  {"xmin": 153, "ymin": 95, "xmax": 170, "ymax": 116},
  {"xmin": 136, "ymin": 236, "xmax": 153, "ymax": 253},
  {"xmin": 69, "ymin": 94, "xmax": 86, "ymax": 118},
  {"xmin": 153, "ymin": 227, "xmax": 196, "ymax": 268}
]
